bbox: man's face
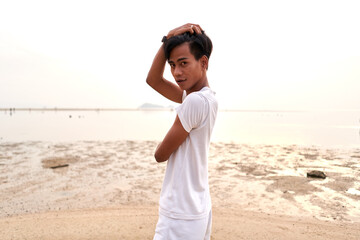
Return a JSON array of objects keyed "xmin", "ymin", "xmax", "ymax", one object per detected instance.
[{"xmin": 168, "ymin": 43, "xmax": 205, "ymax": 94}]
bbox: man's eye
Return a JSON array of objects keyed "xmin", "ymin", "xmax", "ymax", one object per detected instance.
[
  {"xmin": 181, "ymin": 62, "xmax": 187, "ymax": 66},
  {"xmin": 169, "ymin": 63, "xmax": 175, "ymax": 68}
]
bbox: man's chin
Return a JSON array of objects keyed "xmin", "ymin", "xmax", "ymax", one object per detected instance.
[{"xmin": 176, "ymin": 83, "xmax": 186, "ymax": 90}]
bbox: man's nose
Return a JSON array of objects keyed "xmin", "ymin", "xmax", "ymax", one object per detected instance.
[{"xmin": 174, "ymin": 67, "xmax": 182, "ymax": 76}]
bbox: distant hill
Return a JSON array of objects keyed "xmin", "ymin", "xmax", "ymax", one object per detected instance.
[{"xmin": 138, "ymin": 103, "xmax": 174, "ymax": 109}]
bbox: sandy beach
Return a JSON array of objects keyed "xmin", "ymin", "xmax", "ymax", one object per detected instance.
[
  {"xmin": 1, "ymin": 140, "xmax": 360, "ymax": 239},
  {"xmin": 1, "ymin": 206, "xmax": 360, "ymax": 240}
]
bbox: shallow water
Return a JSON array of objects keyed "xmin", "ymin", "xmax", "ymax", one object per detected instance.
[{"xmin": 1, "ymin": 109, "xmax": 359, "ymax": 147}]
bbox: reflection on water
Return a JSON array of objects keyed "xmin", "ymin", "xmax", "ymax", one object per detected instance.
[{"xmin": 0, "ymin": 109, "xmax": 359, "ymax": 147}]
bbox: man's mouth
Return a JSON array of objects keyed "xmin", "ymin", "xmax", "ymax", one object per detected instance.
[{"xmin": 176, "ymin": 79, "xmax": 186, "ymax": 83}]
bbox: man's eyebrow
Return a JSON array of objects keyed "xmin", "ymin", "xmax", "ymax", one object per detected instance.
[
  {"xmin": 177, "ymin": 57, "xmax": 188, "ymax": 62},
  {"xmin": 168, "ymin": 57, "xmax": 189, "ymax": 64}
]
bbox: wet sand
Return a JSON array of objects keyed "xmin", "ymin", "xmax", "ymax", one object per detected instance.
[{"xmin": 0, "ymin": 141, "xmax": 360, "ymax": 239}]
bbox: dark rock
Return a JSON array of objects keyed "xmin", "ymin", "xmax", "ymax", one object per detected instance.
[
  {"xmin": 50, "ymin": 164, "xmax": 69, "ymax": 169},
  {"xmin": 42, "ymin": 156, "xmax": 79, "ymax": 169},
  {"xmin": 307, "ymin": 170, "xmax": 326, "ymax": 179}
]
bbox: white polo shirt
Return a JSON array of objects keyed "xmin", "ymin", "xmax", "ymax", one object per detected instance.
[{"xmin": 159, "ymin": 87, "xmax": 218, "ymax": 220}]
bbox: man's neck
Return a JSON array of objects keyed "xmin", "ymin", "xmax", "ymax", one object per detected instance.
[{"xmin": 186, "ymin": 77, "xmax": 209, "ymax": 95}]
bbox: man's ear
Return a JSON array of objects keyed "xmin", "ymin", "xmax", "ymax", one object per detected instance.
[{"xmin": 200, "ymin": 55, "xmax": 209, "ymax": 70}]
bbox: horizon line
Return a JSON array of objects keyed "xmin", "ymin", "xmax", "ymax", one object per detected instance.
[{"xmin": 0, "ymin": 107, "xmax": 358, "ymax": 113}]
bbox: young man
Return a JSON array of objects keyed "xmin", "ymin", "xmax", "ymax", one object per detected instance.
[{"xmin": 146, "ymin": 23, "xmax": 218, "ymax": 240}]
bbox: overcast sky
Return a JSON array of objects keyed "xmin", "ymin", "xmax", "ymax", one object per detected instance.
[{"xmin": 1, "ymin": 0, "xmax": 359, "ymax": 110}]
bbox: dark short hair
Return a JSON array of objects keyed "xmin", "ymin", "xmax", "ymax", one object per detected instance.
[{"xmin": 164, "ymin": 31, "xmax": 213, "ymax": 61}]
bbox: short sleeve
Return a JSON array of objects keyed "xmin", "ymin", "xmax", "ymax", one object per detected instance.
[{"xmin": 176, "ymin": 93, "xmax": 206, "ymax": 133}]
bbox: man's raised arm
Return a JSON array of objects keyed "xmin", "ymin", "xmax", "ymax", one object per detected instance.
[
  {"xmin": 146, "ymin": 45, "xmax": 183, "ymax": 103},
  {"xmin": 146, "ymin": 24, "xmax": 203, "ymax": 103}
]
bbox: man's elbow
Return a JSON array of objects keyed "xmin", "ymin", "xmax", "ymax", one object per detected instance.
[
  {"xmin": 146, "ymin": 75, "xmax": 155, "ymax": 87},
  {"xmin": 146, "ymin": 75, "xmax": 162, "ymax": 89},
  {"xmin": 146, "ymin": 76, "xmax": 151, "ymax": 86},
  {"xmin": 154, "ymin": 151, "xmax": 168, "ymax": 163}
]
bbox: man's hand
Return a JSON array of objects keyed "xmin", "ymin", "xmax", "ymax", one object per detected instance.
[{"xmin": 166, "ymin": 23, "xmax": 203, "ymax": 39}]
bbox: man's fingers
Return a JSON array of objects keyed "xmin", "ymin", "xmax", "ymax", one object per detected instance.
[
  {"xmin": 193, "ymin": 25, "xmax": 202, "ymax": 34},
  {"xmin": 189, "ymin": 25, "xmax": 195, "ymax": 34},
  {"xmin": 171, "ymin": 23, "xmax": 204, "ymax": 38},
  {"xmin": 188, "ymin": 23, "xmax": 203, "ymax": 32}
]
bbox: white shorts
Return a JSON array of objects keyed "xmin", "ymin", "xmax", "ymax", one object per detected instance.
[{"xmin": 153, "ymin": 210, "xmax": 212, "ymax": 240}]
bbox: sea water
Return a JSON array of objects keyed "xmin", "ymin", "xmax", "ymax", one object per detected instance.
[{"xmin": 0, "ymin": 109, "xmax": 359, "ymax": 147}]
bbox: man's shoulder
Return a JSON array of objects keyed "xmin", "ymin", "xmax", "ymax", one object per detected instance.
[
  {"xmin": 188, "ymin": 88, "xmax": 215, "ymax": 100},
  {"xmin": 193, "ymin": 88, "xmax": 217, "ymax": 106},
  {"xmin": 181, "ymin": 88, "xmax": 217, "ymax": 113},
  {"xmin": 183, "ymin": 92, "xmax": 206, "ymax": 107}
]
